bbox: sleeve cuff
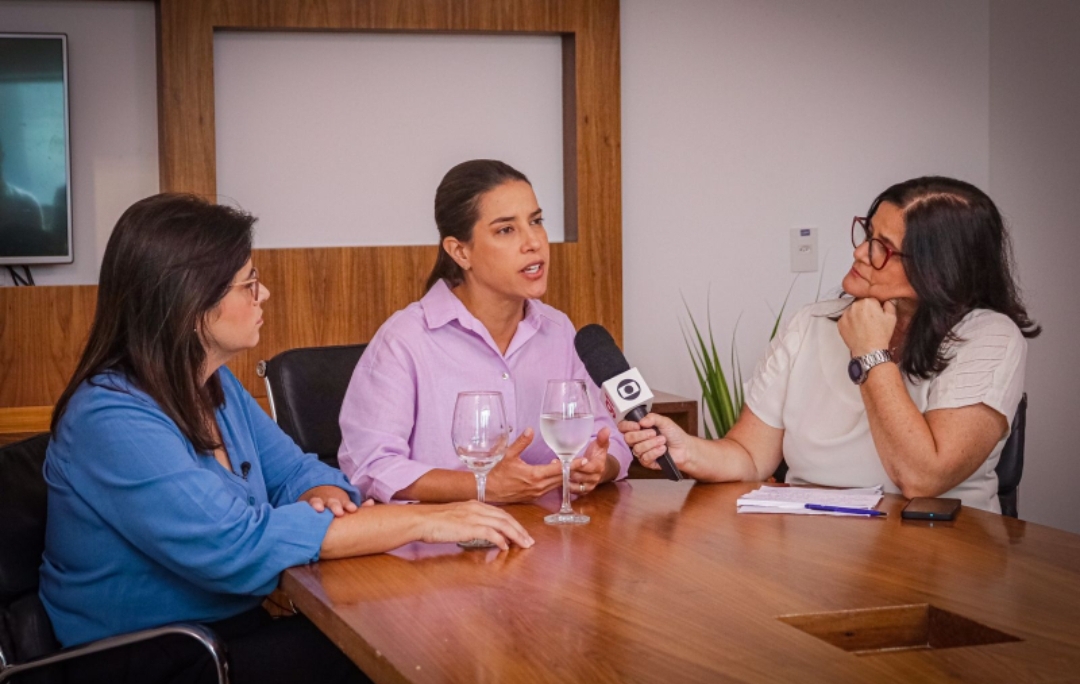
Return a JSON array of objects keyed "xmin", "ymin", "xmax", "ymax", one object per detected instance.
[
  {"xmin": 364, "ymin": 459, "xmax": 440, "ymax": 503},
  {"xmin": 264, "ymin": 502, "xmax": 336, "ymax": 568},
  {"xmin": 289, "ymin": 467, "xmax": 365, "ymax": 507}
]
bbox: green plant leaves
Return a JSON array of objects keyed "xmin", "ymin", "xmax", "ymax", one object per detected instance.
[{"xmin": 682, "ymin": 278, "xmax": 799, "ymax": 438}]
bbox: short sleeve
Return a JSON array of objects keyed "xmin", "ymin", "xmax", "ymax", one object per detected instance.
[
  {"xmin": 926, "ymin": 311, "xmax": 1028, "ymax": 421},
  {"xmin": 743, "ymin": 305, "xmax": 815, "ymax": 429}
]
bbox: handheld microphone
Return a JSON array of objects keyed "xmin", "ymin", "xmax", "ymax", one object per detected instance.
[{"xmin": 574, "ymin": 324, "xmax": 683, "ymax": 481}]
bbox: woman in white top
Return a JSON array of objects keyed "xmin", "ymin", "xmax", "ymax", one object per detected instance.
[{"xmin": 620, "ymin": 176, "xmax": 1039, "ymax": 512}]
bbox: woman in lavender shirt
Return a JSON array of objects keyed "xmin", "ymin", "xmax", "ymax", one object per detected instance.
[{"xmin": 338, "ymin": 160, "xmax": 632, "ymax": 503}]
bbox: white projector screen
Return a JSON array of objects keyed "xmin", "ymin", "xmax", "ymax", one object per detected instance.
[{"xmin": 214, "ymin": 31, "xmax": 566, "ymax": 248}]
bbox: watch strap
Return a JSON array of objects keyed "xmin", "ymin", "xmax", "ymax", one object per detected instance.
[{"xmin": 851, "ymin": 349, "xmax": 893, "ymax": 385}]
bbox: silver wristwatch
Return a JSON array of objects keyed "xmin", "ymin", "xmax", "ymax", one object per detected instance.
[{"xmin": 847, "ymin": 349, "xmax": 893, "ymax": 385}]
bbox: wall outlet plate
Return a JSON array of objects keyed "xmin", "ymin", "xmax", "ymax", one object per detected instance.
[{"xmin": 790, "ymin": 226, "xmax": 818, "ymax": 272}]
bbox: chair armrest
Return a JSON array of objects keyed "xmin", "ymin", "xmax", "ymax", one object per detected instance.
[{"xmin": 0, "ymin": 623, "xmax": 228, "ymax": 684}]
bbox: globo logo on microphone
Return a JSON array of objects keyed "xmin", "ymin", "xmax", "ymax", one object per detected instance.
[
  {"xmin": 617, "ymin": 379, "xmax": 641, "ymax": 401},
  {"xmin": 600, "ymin": 367, "xmax": 654, "ymax": 422}
]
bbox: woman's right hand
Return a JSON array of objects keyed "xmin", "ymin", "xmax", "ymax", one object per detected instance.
[
  {"xmin": 618, "ymin": 413, "xmax": 692, "ymax": 471},
  {"xmin": 486, "ymin": 429, "xmax": 564, "ymax": 503},
  {"xmin": 418, "ymin": 500, "xmax": 535, "ymax": 551}
]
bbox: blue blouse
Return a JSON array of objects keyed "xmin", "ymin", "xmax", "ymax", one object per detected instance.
[{"xmin": 39, "ymin": 368, "xmax": 362, "ymax": 647}]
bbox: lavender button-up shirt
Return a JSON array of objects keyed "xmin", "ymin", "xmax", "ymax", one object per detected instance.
[{"xmin": 338, "ymin": 280, "xmax": 632, "ymax": 502}]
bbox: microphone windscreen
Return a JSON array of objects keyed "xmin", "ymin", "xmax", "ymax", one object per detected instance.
[{"xmin": 574, "ymin": 324, "xmax": 631, "ymax": 386}]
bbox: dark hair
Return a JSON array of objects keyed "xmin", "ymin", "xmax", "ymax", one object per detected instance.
[
  {"xmin": 862, "ymin": 176, "xmax": 1040, "ymax": 379},
  {"xmin": 51, "ymin": 193, "xmax": 255, "ymax": 453},
  {"xmin": 425, "ymin": 159, "xmax": 530, "ymax": 291}
]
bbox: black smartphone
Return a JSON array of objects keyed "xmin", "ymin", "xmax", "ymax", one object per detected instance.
[{"xmin": 901, "ymin": 497, "xmax": 961, "ymax": 521}]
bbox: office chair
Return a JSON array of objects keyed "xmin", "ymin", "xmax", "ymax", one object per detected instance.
[
  {"xmin": 256, "ymin": 343, "xmax": 368, "ymax": 469},
  {"xmin": 996, "ymin": 393, "xmax": 1027, "ymax": 519},
  {"xmin": 0, "ymin": 434, "xmax": 229, "ymax": 684},
  {"xmin": 768, "ymin": 393, "xmax": 1028, "ymax": 517}
]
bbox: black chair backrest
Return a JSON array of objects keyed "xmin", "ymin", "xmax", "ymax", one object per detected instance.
[
  {"xmin": 996, "ymin": 393, "xmax": 1027, "ymax": 518},
  {"xmin": 0, "ymin": 433, "xmax": 62, "ymax": 673},
  {"xmin": 260, "ymin": 344, "xmax": 367, "ymax": 466}
]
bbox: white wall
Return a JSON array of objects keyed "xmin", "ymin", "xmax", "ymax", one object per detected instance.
[
  {"xmin": 0, "ymin": 0, "xmax": 158, "ymax": 286},
  {"xmin": 621, "ymin": 0, "xmax": 989, "ymax": 415},
  {"xmin": 214, "ymin": 32, "xmax": 566, "ymax": 247},
  {"xmin": 989, "ymin": 0, "xmax": 1080, "ymax": 534}
]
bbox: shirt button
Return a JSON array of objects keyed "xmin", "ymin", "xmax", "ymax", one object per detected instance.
[
  {"xmin": 502, "ymin": 372, "xmax": 510, "ymax": 380},
  {"xmin": 248, "ymin": 496, "xmax": 255, "ymax": 505}
]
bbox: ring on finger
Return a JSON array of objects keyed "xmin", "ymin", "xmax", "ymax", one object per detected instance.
[{"xmin": 579, "ymin": 482, "xmax": 585, "ymax": 494}]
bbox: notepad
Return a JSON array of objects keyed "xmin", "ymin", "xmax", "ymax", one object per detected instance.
[{"xmin": 737, "ymin": 485, "xmax": 884, "ymax": 516}]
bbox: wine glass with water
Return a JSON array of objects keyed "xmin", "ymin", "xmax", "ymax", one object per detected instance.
[
  {"xmin": 452, "ymin": 391, "xmax": 510, "ymax": 548},
  {"xmin": 540, "ymin": 379, "xmax": 594, "ymax": 525}
]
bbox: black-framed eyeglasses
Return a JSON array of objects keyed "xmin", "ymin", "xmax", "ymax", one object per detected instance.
[
  {"xmin": 852, "ymin": 217, "xmax": 906, "ymax": 270},
  {"xmin": 231, "ymin": 267, "xmax": 261, "ymax": 304}
]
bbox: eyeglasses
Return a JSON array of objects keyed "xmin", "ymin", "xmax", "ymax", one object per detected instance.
[
  {"xmin": 851, "ymin": 217, "xmax": 906, "ymax": 270},
  {"xmin": 231, "ymin": 267, "xmax": 261, "ymax": 304}
]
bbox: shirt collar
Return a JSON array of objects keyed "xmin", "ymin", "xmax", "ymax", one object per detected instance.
[{"xmin": 420, "ymin": 279, "xmax": 554, "ymax": 339}]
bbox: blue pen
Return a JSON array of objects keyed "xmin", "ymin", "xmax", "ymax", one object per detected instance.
[{"xmin": 805, "ymin": 504, "xmax": 886, "ymax": 517}]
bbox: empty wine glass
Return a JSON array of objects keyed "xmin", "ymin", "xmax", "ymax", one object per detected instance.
[
  {"xmin": 452, "ymin": 391, "xmax": 510, "ymax": 548},
  {"xmin": 540, "ymin": 379, "xmax": 593, "ymax": 525}
]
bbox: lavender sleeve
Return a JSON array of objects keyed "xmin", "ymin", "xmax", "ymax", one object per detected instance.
[{"xmin": 337, "ymin": 336, "xmax": 438, "ymax": 503}]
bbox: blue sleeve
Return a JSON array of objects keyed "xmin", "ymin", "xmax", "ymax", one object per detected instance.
[
  {"xmin": 54, "ymin": 386, "xmax": 335, "ymax": 596},
  {"xmin": 224, "ymin": 371, "xmax": 363, "ymax": 507}
]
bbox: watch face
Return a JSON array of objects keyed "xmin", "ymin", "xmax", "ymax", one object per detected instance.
[{"xmin": 848, "ymin": 358, "xmax": 864, "ymax": 383}]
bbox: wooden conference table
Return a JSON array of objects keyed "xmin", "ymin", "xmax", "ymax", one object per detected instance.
[{"xmin": 282, "ymin": 481, "xmax": 1080, "ymax": 683}]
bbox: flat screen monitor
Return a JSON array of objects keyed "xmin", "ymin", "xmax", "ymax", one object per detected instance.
[{"xmin": 0, "ymin": 33, "xmax": 73, "ymax": 265}]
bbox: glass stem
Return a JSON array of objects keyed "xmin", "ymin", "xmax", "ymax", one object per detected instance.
[
  {"xmin": 476, "ymin": 472, "xmax": 487, "ymax": 504},
  {"xmin": 560, "ymin": 460, "xmax": 573, "ymax": 514}
]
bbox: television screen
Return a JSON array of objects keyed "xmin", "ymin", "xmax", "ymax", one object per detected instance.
[{"xmin": 0, "ymin": 33, "xmax": 72, "ymax": 265}]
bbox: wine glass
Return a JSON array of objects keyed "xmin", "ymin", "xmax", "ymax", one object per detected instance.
[
  {"xmin": 452, "ymin": 391, "xmax": 510, "ymax": 548},
  {"xmin": 540, "ymin": 379, "xmax": 594, "ymax": 525}
]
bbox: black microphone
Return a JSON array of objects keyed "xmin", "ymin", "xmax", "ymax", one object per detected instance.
[
  {"xmin": 240, "ymin": 462, "xmax": 251, "ymax": 481},
  {"xmin": 574, "ymin": 324, "xmax": 683, "ymax": 481}
]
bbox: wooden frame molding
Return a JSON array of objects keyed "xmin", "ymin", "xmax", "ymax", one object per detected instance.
[
  {"xmin": 0, "ymin": 0, "xmax": 621, "ymax": 415},
  {"xmin": 158, "ymin": 0, "xmax": 623, "ymax": 398}
]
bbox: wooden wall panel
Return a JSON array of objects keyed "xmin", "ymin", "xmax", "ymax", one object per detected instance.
[
  {"xmin": 3, "ymin": 0, "xmax": 621, "ymax": 410},
  {"xmin": 0, "ymin": 286, "xmax": 97, "ymax": 408},
  {"xmin": 157, "ymin": 1, "xmax": 624, "ymax": 385}
]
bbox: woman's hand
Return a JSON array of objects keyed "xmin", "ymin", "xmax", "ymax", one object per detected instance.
[
  {"xmin": 320, "ymin": 497, "xmax": 531, "ymax": 558},
  {"xmin": 838, "ymin": 298, "xmax": 897, "ymax": 357},
  {"xmin": 568, "ymin": 428, "xmax": 618, "ymax": 495},
  {"xmin": 418, "ymin": 500, "xmax": 535, "ymax": 551},
  {"xmin": 618, "ymin": 413, "xmax": 692, "ymax": 471},
  {"xmin": 300, "ymin": 485, "xmax": 359, "ymax": 517},
  {"xmin": 487, "ymin": 429, "xmax": 564, "ymax": 503}
]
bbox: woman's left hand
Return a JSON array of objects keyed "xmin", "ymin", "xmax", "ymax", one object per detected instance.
[
  {"xmin": 838, "ymin": 298, "xmax": 897, "ymax": 357},
  {"xmin": 568, "ymin": 428, "xmax": 617, "ymax": 495},
  {"xmin": 300, "ymin": 485, "xmax": 360, "ymax": 517}
]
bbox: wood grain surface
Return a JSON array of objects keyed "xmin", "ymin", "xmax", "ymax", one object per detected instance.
[
  {"xmin": 159, "ymin": 0, "xmax": 624, "ymax": 398},
  {"xmin": 0, "ymin": 285, "xmax": 97, "ymax": 408},
  {"xmin": 3, "ymin": 0, "xmax": 622, "ymax": 411},
  {"xmin": 282, "ymin": 481, "xmax": 1080, "ymax": 683}
]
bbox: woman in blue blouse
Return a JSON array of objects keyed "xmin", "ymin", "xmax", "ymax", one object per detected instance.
[{"xmin": 41, "ymin": 194, "xmax": 533, "ymax": 684}]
